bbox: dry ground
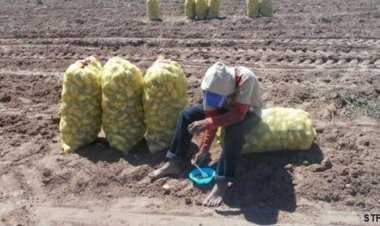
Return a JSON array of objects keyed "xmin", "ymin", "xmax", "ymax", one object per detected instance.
[{"xmin": 0, "ymin": 0, "xmax": 379, "ymax": 225}]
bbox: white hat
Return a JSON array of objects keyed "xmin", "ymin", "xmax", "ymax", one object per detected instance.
[{"xmin": 201, "ymin": 62, "xmax": 235, "ymax": 96}]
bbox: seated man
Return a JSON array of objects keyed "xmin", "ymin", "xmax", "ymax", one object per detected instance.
[{"xmin": 149, "ymin": 62, "xmax": 263, "ymax": 207}]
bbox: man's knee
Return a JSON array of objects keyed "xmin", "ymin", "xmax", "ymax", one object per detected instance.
[
  {"xmin": 180, "ymin": 105, "xmax": 203, "ymax": 121},
  {"xmin": 224, "ymin": 123, "xmax": 251, "ymax": 146},
  {"xmin": 180, "ymin": 107, "xmax": 193, "ymax": 120},
  {"xmin": 224, "ymin": 122, "xmax": 246, "ymax": 135},
  {"xmin": 225, "ymin": 114, "xmax": 258, "ymax": 135}
]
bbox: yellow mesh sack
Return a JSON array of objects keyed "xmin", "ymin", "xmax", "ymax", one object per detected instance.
[
  {"xmin": 260, "ymin": 0, "xmax": 274, "ymax": 17},
  {"xmin": 102, "ymin": 57, "xmax": 145, "ymax": 155},
  {"xmin": 217, "ymin": 108, "xmax": 316, "ymax": 153},
  {"xmin": 247, "ymin": 0, "xmax": 260, "ymax": 17},
  {"xmin": 143, "ymin": 56, "xmax": 188, "ymax": 153},
  {"xmin": 208, "ymin": 0, "xmax": 220, "ymax": 19},
  {"xmin": 147, "ymin": 0, "xmax": 161, "ymax": 21},
  {"xmin": 185, "ymin": 0, "xmax": 196, "ymax": 19},
  {"xmin": 247, "ymin": 0, "xmax": 274, "ymax": 17},
  {"xmin": 195, "ymin": 0, "xmax": 208, "ymax": 20},
  {"xmin": 60, "ymin": 57, "xmax": 102, "ymax": 153}
]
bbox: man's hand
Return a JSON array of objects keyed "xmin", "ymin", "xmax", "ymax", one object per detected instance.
[
  {"xmin": 188, "ymin": 119, "xmax": 208, "ymax": 135},
  {"xmin": 191, "ymin": 151, "xmax": 208, "ymax": 165}
]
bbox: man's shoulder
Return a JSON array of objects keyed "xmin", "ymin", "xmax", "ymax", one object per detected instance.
[
  {"xmin": 236, "ymin": 66, "xmax": 257, "ymax": 78},
  {"xmin": 236, "ymin": 66, "xmax": 259, "ymax": 84}
]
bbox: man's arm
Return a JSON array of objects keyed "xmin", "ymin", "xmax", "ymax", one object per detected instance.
[
  {"xmin": 199, "ymin": 110, "xmax": 222, "ymax": 152},
  {"xmin": 205, "ymin": 102, "xmax": 249, "ymax": 130},
  {"xmin": 199, "ymin": 103, "xmax": 249, "ymax": 152}
]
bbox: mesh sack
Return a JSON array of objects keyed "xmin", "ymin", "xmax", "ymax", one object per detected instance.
[
  {"xmin": 143, "ymin": 56, "xmax": 188, "ymax": 153},
  {"xmin": 260, "ymin": 0, "xmax": 274, "ymax": 17},
  {"xmin": 185, "ymin": 0, "xmax": 196, "ymax": 19},
  {"xmin": 208, "ymin": 0, "xmax": 220, "ymax": 19},
  {"xmin": 195, "ymin": 0, "xmax": 208, "ymax": 20},
  {"xmin": 102, "ymin": 57, "xmax": 145, "ymax": 155},
  {"xmin": 147, "ymin": 0, "xmax": 161, "ymax": 21},
  {"xmin": 247, "ymin": 0, "xmax": 261, "ymax": 17},
  {"xmin": 217, "ymin": 107, "xmax": 316, "ymax": 153},
  {"xmin": 60, "ymin": 57, "xmax": 102, "ymax": 153}
]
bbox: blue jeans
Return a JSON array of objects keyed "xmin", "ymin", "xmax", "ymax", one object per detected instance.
[{"xmin": 166, "ymin": 104, "xmax": 260, "ymax": 182}]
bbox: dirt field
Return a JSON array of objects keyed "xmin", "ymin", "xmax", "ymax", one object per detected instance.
[{"xmin": 0, "ymin": 0, "xmax": 379, "ymax": 225}]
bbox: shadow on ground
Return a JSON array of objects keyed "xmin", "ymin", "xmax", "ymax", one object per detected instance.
[
  {"xmin": 75, "ymin": 138, "xmax": 166, "ymax": 167},
  {"xmin": 74, "ymin": 137, "xmax": 199, "ymax": 169},
  {"xmin": 215, "ymin": 144, "xmax": 324, "ymax": 225}
]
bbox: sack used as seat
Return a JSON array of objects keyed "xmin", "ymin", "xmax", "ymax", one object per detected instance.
[{"xmin": 217, "ymin": 107, "xmax": 317, "ymax": 153}]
